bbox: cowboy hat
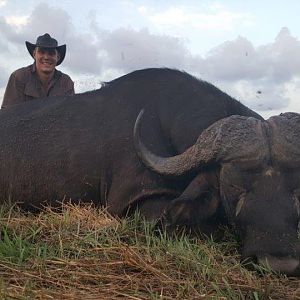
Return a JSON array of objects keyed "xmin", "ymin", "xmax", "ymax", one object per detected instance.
[{"xmin": 25, "ymin": 33, "xmax": 66, "ymax": 66}]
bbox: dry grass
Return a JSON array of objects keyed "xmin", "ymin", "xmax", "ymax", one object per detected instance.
[{"xmin": 0, "ymin": 203, "xmax": 299, "ymax": 299}]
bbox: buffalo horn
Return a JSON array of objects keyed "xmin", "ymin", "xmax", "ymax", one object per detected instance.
[
  {"xmin": 134, "ymin": 110, "xmax": 267, "ymax": 177},
  {"xmin": 268, "ymin": 112, "xmax": 300, "ymax": 166}
]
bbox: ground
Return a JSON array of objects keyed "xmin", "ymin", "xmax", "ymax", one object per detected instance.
[{"xmin": 0, "ymin": 202, "xmax": 299, "ymax": 299}]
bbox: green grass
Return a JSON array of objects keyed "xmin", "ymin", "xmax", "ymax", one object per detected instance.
[{"xmin": 0, "ymin": 203, "xmax": 298, "ymax": 299}]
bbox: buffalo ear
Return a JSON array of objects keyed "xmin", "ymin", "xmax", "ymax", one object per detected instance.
[
  {"xmin": 158, "ymin": 173, "xmax": 220, "ymax": 231},
  {"xmin": 163, "ymin": 192, "xmax": 220, "ymax": 226}
]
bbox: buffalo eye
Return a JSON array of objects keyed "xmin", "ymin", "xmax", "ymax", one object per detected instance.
[{"xmin": 229, "ymin": 184, "xmax": 246, "ymax": 194}]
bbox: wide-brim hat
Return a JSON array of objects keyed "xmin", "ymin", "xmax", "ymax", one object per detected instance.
[{"xmin": 25, "ymin": 33, "xmax": 66, "ymax": 66}]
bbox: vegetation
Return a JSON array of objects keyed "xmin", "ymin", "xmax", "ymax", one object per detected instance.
[{"xmin": 0, "ymin": 202, "xmax": 299, "ymax": 299}]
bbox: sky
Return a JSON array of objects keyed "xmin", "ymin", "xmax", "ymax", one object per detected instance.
[{"xmin": 0, "ymin": 0, "xmax": 300, "ymax": 118}]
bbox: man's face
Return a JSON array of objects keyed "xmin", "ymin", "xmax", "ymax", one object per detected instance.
[{"xmin": 33, "ymin": 47, "xmax": 60, "ymax": 74}]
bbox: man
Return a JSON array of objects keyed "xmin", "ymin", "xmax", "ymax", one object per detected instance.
[{"xmin": 1, "ymin": 33, "xmax": 74, "ymax": 109}]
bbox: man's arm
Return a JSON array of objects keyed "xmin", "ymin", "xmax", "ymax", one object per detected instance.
[
  {"xmin": 63, "ymin": 75, "xmax": 75, "ymax": 96},
  {"xmin": 67, "ymin": 80, "xmax": 75, "ymax": 95},
  {"xmin": 1, "ymin": 73, "xmax": 25, "ymax": 109}
]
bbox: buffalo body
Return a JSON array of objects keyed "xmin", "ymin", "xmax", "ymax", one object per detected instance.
[{"xmin": 1, "ymin": 68, "xmax": 300, "ymax": 275}]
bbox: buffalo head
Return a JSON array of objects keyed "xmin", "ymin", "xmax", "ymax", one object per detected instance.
[{"xmin": 134, "ymin": 110, "xmax": 300, "ymax": 276}]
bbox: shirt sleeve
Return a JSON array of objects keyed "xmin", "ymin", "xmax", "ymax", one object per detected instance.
[
  {"xmin": 1, "ymin": 73, "xmax": 25, "ymax": 109},
  {"xmin": 67, "ymin": 79, "xmax": 75, "ymax": 95},
  {"xmin": 61, "ymin": 75, "xmax": 75, "ymax": 96}
]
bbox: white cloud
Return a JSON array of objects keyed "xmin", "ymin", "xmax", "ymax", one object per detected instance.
[
  {"xmin": 227, "ymin": 80, "xmax": 290, "ymax": 112},
  {"xmin": 137, "ymin": 6, "xmax": 148, "ymax": 14},
  {"xmin": 0, "ymin": 3, "xmax": 104, "ymax": 74},
  {"xmin": 197, "ymin": 28, "xmax": 300, "ymax": 115},
  {"xmin": 208, "ymin": 2, "xmax": 225, "ymax": 11},
  {"xmin": 0, "ymin": 0, "xmax": 6, "ymax": 7},
  {"xmin": 5, "ymin": 15, "xmax": 29, "ymax": 28},
  {"xmin": 204, "ymin": 36, "xmax": 264, "ymax": 81},
  {"xmin": 149, "ymin": 8, "xmax": 189, "ymax": 26},
  {"xmin": 0, "ymin": 3, "xmax": 299, "ymax": 116},
  {"xmin": 257, "ymin": 27, "xmax": 300, "ymax": 83},
  {"xmin": 143, "ymin": 5, "xmax": 253, "ymax": 31},
  {"xmin": 97, "ymin": 27, "xmax": 188, "ymax": 72},
  {"xmin": 0, "ymin": 67, "xmax": 8, "ymax": 88},
  {"xmin": 73, "ymin": 74, "xmax": 102, "ymax": 93}
]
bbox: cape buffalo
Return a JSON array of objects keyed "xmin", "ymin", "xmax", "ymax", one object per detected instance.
[{"xmin": 0, "ymin": 68, "xmax": 299, "ymax": 275}]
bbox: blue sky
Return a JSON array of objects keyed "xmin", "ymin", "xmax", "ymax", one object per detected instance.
[{"xmin": 0, "ymin": 0, "xmax": 300, "ymax": 117}]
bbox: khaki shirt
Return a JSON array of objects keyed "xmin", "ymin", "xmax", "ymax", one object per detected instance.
[{"xmin": 1, "ymin": 64, "xmax": 75, "ymax": 109}]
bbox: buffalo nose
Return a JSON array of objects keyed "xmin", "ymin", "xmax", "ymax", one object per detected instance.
[{"xmin": 257, "ymin": 255, "xmax": 300, "ymax": 276}]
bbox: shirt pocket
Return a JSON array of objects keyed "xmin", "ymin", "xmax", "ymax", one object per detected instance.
[{"xmin": 24, "ymin": 81, "xmax": 43, "ymax": 100}]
